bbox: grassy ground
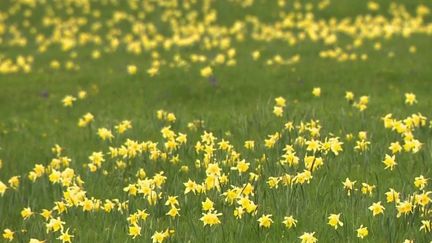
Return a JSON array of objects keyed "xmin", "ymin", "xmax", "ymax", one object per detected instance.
[{"xmin": 0, "ymin": 0, "xmax": 432, "ymax": 242}]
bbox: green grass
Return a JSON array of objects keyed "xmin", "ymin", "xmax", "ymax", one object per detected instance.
[{"xmin": 1, "ymin": 0, "xmax": 432, "ymax": 242}]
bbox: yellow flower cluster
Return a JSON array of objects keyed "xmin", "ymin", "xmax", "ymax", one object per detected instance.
[
  {"xmin": 0, "ymin": 0, "xmax": 428, "ymax": 76},
  {"xmin": 0, "ymin": 0, "xmax": 431, "ymax": 242},
  {"xmin": 1, "ymin": 90, "xmax": 430, "ymax": 242}
]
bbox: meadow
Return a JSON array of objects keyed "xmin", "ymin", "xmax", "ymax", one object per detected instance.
[{"xmin": 0, "ymin": 0, "xmax": 432, "ymax": 242}]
